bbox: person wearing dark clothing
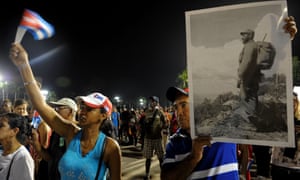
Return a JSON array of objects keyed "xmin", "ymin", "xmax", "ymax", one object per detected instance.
[
  {"xmin": 161, "ymin": 87, "xmax": 237, "ymax": 180},
  {"xmin": 100, "ymin": 118, "xmax": 116, "ymax": 139},
  {"xmin": 128, "ymin": 108, "xmax": 138, "ymax": 146},
  {"xmin": 169, "ymin": 112, "xmax": 178, "ymax": 136},
  {"xmin": 120, "ymin": 108, "xmax": 131, "ymax": 143},
  {"xmin": 0, "ymin": 98, "xmax": 13, "ymax": 114},
  {"xmin": 46, "ymin": 131, "xmax": 66, "ymax": 180},
  {"xmin": 143, "ymin": 96, "xmax": 166, "ymax": 179},
  {"xmin": 271, "ymin": 92, "xmax": 300, "ymax": 180},
  {"xmin": 139, "ymin": 112, "xmax": 146, "ymax": 151},
  {"xmin": 253, "ymin": 145, "xmax": 271, "ymax": 178},
  {"xmin": 30, "ymin": 97, "xmax": 78, "ymax": 180}
]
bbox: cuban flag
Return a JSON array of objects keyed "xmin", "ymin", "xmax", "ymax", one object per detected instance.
[
  {"xmin": 31, "ymin": 110, "xmax": 42, "ymax": 129},
  {"xmin": 15, "ymin": 9, "xmax": 55, "ymax": 43}
]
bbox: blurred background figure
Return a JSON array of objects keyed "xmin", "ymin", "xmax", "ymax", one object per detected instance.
[
  {"xmin": 0, "ymin": 113, "xmax": 34, "ymax": 179},
  {"xmin": 162, "ymin": 106, "xmax": 171, "ymax": 151},
  {"xmin": 143, "ymin": 96, "xmax": 166, "ymax": 179},
  {"xmin": 128, "ymin": 108, "xmax": 138, "ymax": 146},
  {"xmin": 111, "ymin": 105, "xmax": 120, "ymax": 141},
  {"xmin": 270, "ymin": 92, "xmax": 300, "ymax": 180},
  {"xmin": 120, "ymin": 107, "xmax": 130, "ymax": 144},
  {"xmin": 30, "ymin": 97, "xmax": 78, "ymax": 180},
  {"xmin": 237, "ymin": 144, "xmax": 253, "ymax": 180},
  {"xmin": 0, "ymin": 98, "xmax": 13, "ymax": 114},
  {"xmin": 13, "ymin": 98, "xmax": 29, "ymax": 117}
]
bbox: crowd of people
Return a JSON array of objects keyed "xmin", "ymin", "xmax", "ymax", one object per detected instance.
[{"xmin": 0, "ymin": 15, "xmax": 298, "ymax": 180}]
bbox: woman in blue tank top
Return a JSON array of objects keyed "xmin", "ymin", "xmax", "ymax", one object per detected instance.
[{"xmin": 9, "ymin": 43, "xmax": 122, "ymax": 180}]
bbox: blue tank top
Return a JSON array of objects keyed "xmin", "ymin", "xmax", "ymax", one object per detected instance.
[{"xmin": 58, "ymin": 131, "xmax": 107, "ymax": 180}]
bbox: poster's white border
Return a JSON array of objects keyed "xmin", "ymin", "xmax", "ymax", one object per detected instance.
[{"xmin": 185, "ymin": 0, "xmax": 294, "ymax": 147}]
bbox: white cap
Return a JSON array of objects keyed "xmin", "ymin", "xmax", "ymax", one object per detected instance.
[
  {"xmin": 49, "ymin": 98, "xmax": 78, "ymax": 112},
  {"xmin": 76, "ymin": 92, "xmax": 112, "ymax": 115}
]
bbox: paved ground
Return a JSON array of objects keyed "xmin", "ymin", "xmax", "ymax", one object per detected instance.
[
  {"xmin": 120, "ymin": 143, "xmax": 272, "ymax": 180},
  {"xmin": 121, "ymin": 144, "xmax": 160, "ymax": 180}
]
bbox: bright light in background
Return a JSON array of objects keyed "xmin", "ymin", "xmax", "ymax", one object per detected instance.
[
  {"xmin": 139, "ymin": 98, "xmax": 145, "ymax": 106},
  {"xmin": 138, "ymin": 97, "xmax": 147, "ymax": 108},
  {"xmin": 0, "ymin": 74, "xmax": 8, "ymax": 100},
  {"xmin": 113, "ymin": 96, "xmax": 122, "ymax": 106},
  {"xmin": 114, "ymin": 96, "xmax": 120, "ymax": 103},
  {"xmin": 30, "ymin": 45, "xmax": 65, "ymax": 65},
  {"xmin": 0, "ymin": 81, "xmax": 8, "ymax": 87},
  {"xmin": 41, "ymin": 89, "xmax": 49, "ymax": 100}
]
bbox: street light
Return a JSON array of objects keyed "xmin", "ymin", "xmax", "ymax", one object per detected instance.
[
  {"xmin": 114, "ymin": 96, "xmax": 120, "ymax": 103},
  {"xmin": 0, "ymin": 75, "xmax": 8, "ymax": 101},
  {"xmin": 138, "ymin": 97, "xmax": 146, "ymax": 109},
  {"xmin": 41, "ymin": 89, "xmax": 49, "ymax": 100},
  {"xmin": 114, "ymin": 96, "xmax": 122, "ymax": 108}
]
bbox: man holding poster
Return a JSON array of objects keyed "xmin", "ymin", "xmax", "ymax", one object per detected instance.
[
  {"xmin": 161, "ymin": 16, "xmax": 297, "ymax": 180},
  {"xmin": 161, "ymin": 86, "xmax": 239, "ymax": 180},
  {"xmin": 186, "ymin": 0, "xmax": 297, "ymax": 148}
]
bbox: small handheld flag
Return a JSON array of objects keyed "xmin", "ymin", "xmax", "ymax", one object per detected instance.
[
  {"xmin": 15, "ymin": 9, "xmax": 55, "ymax": 43},
  {"xmin": 31, "ymin": 110, "xmax": 42, "ymax": 129}
]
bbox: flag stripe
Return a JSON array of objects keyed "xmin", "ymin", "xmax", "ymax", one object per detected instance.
[{"xmin": 19, "ymin": 9, "xmax": 55, "ymax": 40}]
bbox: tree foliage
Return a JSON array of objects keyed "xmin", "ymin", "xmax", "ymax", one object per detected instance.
[{"xmin": 176, "ymin": 69, "xmax": 188, "ymax": 88}]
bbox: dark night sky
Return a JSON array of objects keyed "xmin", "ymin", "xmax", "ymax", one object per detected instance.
[{"xmin": 0, "ymin": 0, "xmax": 299, "ymax": 106}]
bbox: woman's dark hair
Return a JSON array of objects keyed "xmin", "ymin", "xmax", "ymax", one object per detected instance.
[
  {"xmin": 0, "ymin": 112, "xmax": 32, "ymax": 144},
  {"xmin": 13, "ymin": 98, "xmax": 29, "ymax": 108}
]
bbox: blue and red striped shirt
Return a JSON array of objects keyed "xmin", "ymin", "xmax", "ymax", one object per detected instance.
[{"xmin": 162, "ymin": 128, "xmax": 239, "ymax": 180}]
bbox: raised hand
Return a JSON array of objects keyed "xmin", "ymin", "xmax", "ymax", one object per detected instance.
[{"xmin": 284, "ymin": 16, "xmax": 297, "ymax": 40}]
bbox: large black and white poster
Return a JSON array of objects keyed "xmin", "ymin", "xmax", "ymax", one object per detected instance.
[{"xmin": 186, "ymin": 0, "xmax": 294, "ymax": 147}]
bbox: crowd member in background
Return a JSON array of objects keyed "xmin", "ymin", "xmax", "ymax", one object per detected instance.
[
  {"xmin": 138, "ymin": 108, "xmax": 146, "ymax": 151},
  {"xmin": 24, "ymin": 80, "xmax": 53, "ymax": 180},
  {"xmin": 128, "ymin": 108, "xmax": 138, "ymax": 146},
  {"xmin": 32, "ymin": 117, "xmax": 52, "ymax": 180},
  {"xmin": 111, "ymin": 105, "xmax": 120, "ymax": 140},
  {"xmin": 30, "ymin": 97, "xmax": 78, "ymax": 180},
  {"xmin": 252, "ymin": 145, "xmax": 271, "ymax": 179},
  {"xmin": 120, "ymin": 107, "xmax": 130, "ymax": 144},
  {"xmin": 9, "ymin": 43, "xmax": 122, "ymax": 180},
  {"xmin": 0, "ymin": 98, "xmax": 13, "ymax": 151},
  {"xmin": 270, "ymin": 92, "xmax": 300, "ymax": 180},
  {"xmin": 13, "ymin": 98, "xmax": 29, "ymax": 118},
  {"xmin": 162, "ymin": 106, "xmax": 171, "ymax": 151},
  {"xmin": 142, "ymin": 96, "xmax": 166, "ymax": 179},
  {"xmin": 0, "ymin": 99, "xmax": 13, "ymax": 114},
  {"xmin": 161, "ymin": 87, "xmax": 237, "ymax": 179},
  {"xmin": 12, "ymin": 98, "xmax": 32, "ymax": 152},
  {"xmin": 30, "ymin": 109, "xmax": 52, "ymax": 179},
  {"xmin": 252, "ymin": 16, "xmax": 298, "ymax": 180},
  {"xmin": 100, "ymin": 115, "xmax": 117, "ymax": 139},
  {"xmin": 0, "ymin": 113, "xmax": 34, "ymax": 180},
  {"xmin": 169, "ymin": 106, "xmax": 178, "ymax": 136},
  {"xmin": 237, "ymin": 144, "xmax": 253, "ymax": 180}
]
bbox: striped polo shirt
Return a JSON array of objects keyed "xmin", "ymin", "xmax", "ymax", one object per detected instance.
[{"xmin": 162, "ymin": 128, "xmax": 239, "ymax": 180}]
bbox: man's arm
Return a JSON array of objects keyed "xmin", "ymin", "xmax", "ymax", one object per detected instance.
[
  {"xmin": 161, "ymin": 136, "xmax": 211, "ymax": 180},
  {"xmin": 161, "ymin": 153, "xmax": 202, "ymax": 179}
]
